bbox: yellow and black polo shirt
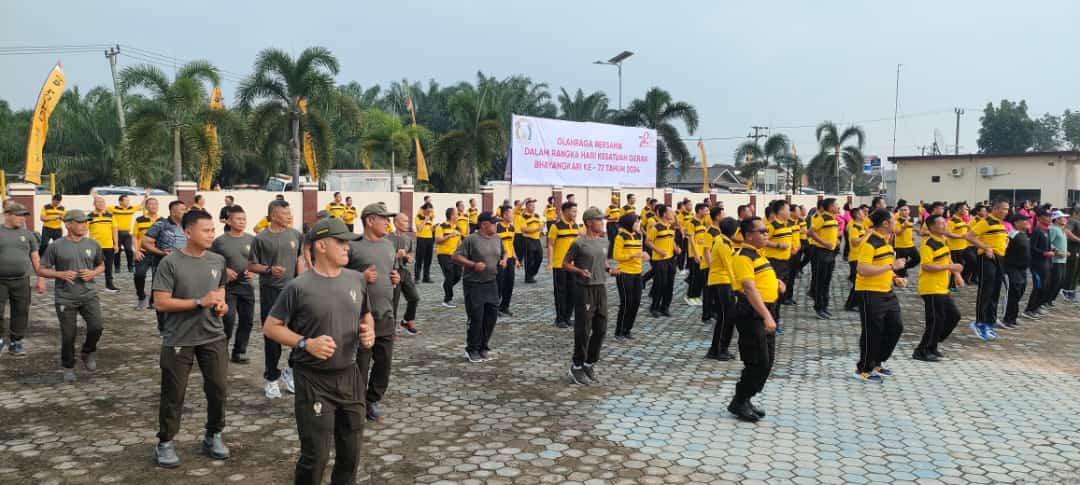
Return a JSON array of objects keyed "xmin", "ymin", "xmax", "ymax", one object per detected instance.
[
  {"xmin": 972, "ymin": 215, "xmax": 1007, "ymax": 256},
  {"xmin": 646, "ymin": 221, "xmax": 676, "ymax": 261},
  {"xmin": 134, "ymin": 215, "xmax": 161, "ymax": 247},
  {"xmin": 847, "ymin": 221, "xmax": 867, "ymax": 262},
  {"xmin": 613, "ymin": 228, "xmax": 643, "ymax": 274},
  {"xmin": 42, "ymin": 203, "xmax": 66, "ymax": 230},
  {"xmin": 496, "ymin": 222, "xmax": 516, "ymax": 258},
  {"xmin": 415, "ymin": 212, "xmax": 434, "ymax": 239},
  {"xmin": 606, "ymin": 204, "xmax": 622, "ymax": 223},
  {"xmin": 325, "ymin": 202, "xmax": 346, "ymax": 219},
  {"xmin": 894, "ymin": 215, "xmax": 915, "ymax": 249},
  {"xmin": 435, "ymin": 222, "xmax": 461, "ymax": 255},
  {"xmin": 810, "ymin": 212, "xmax": 839, "ymax": 249},
  {"xmin": 732, "ymin": 246, "xmax": 778, "ymax": 303},
  {"xmin": 544, "ymin": 205, "xmax": 557, "ymax": 224},
  {"xmin": 764, "ymin": 218, "xmax": 794, "ymax": 260},
  {"xmin": 89, "ymin": 211, "xmax": 116, "ymax": 249},
  {"xmin": 548, "ymin": 220, "xmax": 580, "ymax": 268},
  {"xmin": 468, "ymin": 206, "xmax": 479, "ymax": 225},
  {"xmin": 342, "ymin": 206, "xmax": 357, "ymax": 225},
  {"xmin": 697, "ymin": 226, "xmax": 719, "ymax": 270},
  {"xmin": 109, "ymin": 204, "xmax": 140, "ymax": 233},
  {"xmin": 708, "ymin": 234, "xmax": 735, "ymax": 286},
  {"xmin": 855, "ymin": 232, "xmax": 895, "ymax": 293},
  {"xmin": 919, "ymin": 235, "xmax": 952, "ymax": 295},
  {"xmin": 947, "ymin": 216, "xmax": 969, "ymax": 251},
  {"xmin": 622, "ymin": 204, "xmax": 636, "ymax": 216},
  {"xmin": 520, "ymin": 212, "xmax": 542, "ymax": 240}
]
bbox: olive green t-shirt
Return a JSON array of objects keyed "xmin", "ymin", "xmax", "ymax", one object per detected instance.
[
  {"xmin": 564, "ymin": 236, "xmax": 608, "ymax": 286},
  {"xmin": 269, "ymin": 269, "xmax": 369, "ymax": 371},
  {"xmin": 41, "ymin": 237, "xmax": 103, "ymax": 304},
  {"xmin": 211, "ymin": 232, "xmax": 255, "ymax": 290},
  {"xmin": 153, "ymin": 250, "xmax": 229, "ymax": 347},
  {"xmin": 0, "ymin": 225, "xmax": 38, "ymax": 278},
  {"xmin": 250, "ymin": 228, "xmax": 303, "ymax": 288},
  {"xmin": 347, "ymin": 238, "xmax": 396, "ymax": 335}
]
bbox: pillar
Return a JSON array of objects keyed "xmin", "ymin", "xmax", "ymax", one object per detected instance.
[
  {"xmin": 552, "ymin": 186, "xmax": 564, "ymax": 219},
  {"xmin": 663, "ymin": 187, "xmax": 673, "ymax": 208},
  {"xmin": 748, "ymin": 191, "xmax": 757, "ymax": 215},
  {"xmin": 481, "ymin": 185, "xmax": 494, "ymax": 213},
  {"xmin": 708, "ymin": 189, "xmax": 718, "ymax": 207},
  {"xmin": 816, "ymin": 193, "xmax": 825, "ymax": 209},
  {"xmin": 300, "ymin": 182, "xmax": 319, "ymax": 229},
  {"xmin": 398, "ymin": 184, "xmax": 414, "ymax": 232},
  {"xmin": 174, "ymin": 181, "xmax": 197, "ymax": 207},
  {"xmin": 846, "ymin": 194, "xmax": 854, "ymax": 209},
  {"xmin": 784, "ymin": 191, "xmax": 792, "ymax": 204},
  {"xmin": 8, "ymin": 183, "xmax": 37, "ymax": 231}
]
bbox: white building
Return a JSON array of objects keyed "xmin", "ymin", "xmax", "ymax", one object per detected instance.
[{"xmin": 890, "ymin": 151, "xmax": 1080, "ymax": 207}]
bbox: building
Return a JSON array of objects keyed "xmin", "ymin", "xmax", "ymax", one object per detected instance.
[
  {"xmin": 662, "ymin": 164, "xmax": 745, "ymax": 192},
  {"xmin": 891, "ymin": 150, "xmax": 1080, "ymax": 207}
]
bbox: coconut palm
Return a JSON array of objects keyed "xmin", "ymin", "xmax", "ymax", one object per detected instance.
[
  {"xmin": 733, "ymin": 133, "xmax": 789, "ymax": 190},
  {"xmin": 616, "ymin": 87, "xmax": 699, "ymax": 184},
  {"xmin": 435, "ymin": 83, "xmax": 504, "ymax": 192},
  {"xmin": 121, "ymin": 60, "xmax": 221, "ymax": 184},
  {"xmin": 41, "ymin": 87, "xmax": 129, "ymax": 191},
  {"xmin": 237, "ymin": 47, "xmax": 340, "ymax": 189},
  {"xmin": 558, "ymin": 88, "xmax": 612, "ymax": 122},
  {"xmin": 809, "ymin": 121, "xmax": 865, "ymax": 193}
]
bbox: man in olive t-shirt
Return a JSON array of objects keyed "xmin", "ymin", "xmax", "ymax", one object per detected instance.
[
  {"xmin": 453, "ymin": 212, "xmax": 507, "ymax": 363},
  {"xmin": 211, "ymin": 205, "xmax": 257, "ymax": 363},
  {"xmin": 1, "ymin": 202, "xmax": 41, "ymax": 355},
  {"xmin": 563, "ymin": 207, "xmax": 612, "ymax": 386}
]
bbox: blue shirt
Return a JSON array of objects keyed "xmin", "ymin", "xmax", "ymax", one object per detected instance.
[
  {"xmin": 1049, "ymin": 225, "xmax": 1067, "ymax": 264},
  {"xmin": 144, "ymin": 217, "xmax": 186, "ymax": 253}
]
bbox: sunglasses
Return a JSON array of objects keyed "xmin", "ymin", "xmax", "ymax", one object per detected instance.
[{"xmin": 746, "ymin": 228, "xmax": 769, "ymax": 234}]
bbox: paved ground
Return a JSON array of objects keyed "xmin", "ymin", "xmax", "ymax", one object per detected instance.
[{"xmin": 1, "ymin": 259, "xmax": 1079, "ymax": 485}]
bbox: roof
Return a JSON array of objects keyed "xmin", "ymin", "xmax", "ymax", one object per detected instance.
[
  {"xmin": 662, "ymin": 164, "xmax": 742, "ymax": 186},
  {"xmin": 889, "ymin": 150, "xmax": 1080, "ymax": 162}
]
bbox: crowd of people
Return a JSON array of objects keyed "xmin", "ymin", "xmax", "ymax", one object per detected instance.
[{"xmin": 2, "ymin": 188, "xmax": 1080, "ymax": 482}]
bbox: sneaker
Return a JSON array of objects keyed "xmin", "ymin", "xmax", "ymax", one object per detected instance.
[
  {"xmin": 62, "ymin": 368, "xmax": 76, "ymax": 383},
  {"xmin": 264, "ymin": 380, "xmax": 282, "ymax": 399},
  {"xmin": 202, "ymin": 432, "xmax": 230, "ymax": 460},
  {"xmin": 985, "ymin": 326, "xmax": 999, "ymax": 340},
  {"xmin": 231, "ymin": 353, "xmax": 249, "ymax": 364},
  {"xmin": 103, "ymin": 287, "xmax": 119, "ymax": 294},
  {"xmin": 716, "ymin": 350, "xmax": 734, "ymax": 361},
  {"xmin": 1020, "ymin": 311, "xmax": 1042, "ymax": 320},
  {"xmin": 912, "ymin": 350, "xmax": 940, "ymax": 362},
  {"xmin": 366, "ymin": 401, "xmax": 385, "ymax": 422},
  {"xmin": 970, "ymin": 321, "xmax": 991, "ymax": 341},
  {"xmin": 466, "ymin": 351, "xmax": 484, "ymax": 363},
  {"xmin": 498, "ymin": 308, "xmax": 513, "ymax": 317},
  {"xmin": 1045, "ymin": 301, "xmax": 1056, "ymax": 308},
  {"xmin": 555, "ymin": 321, "xmax": 570, "ymax": 329},
  {"xmin": 747, "ymin": 400, "xmax": 766, "ymax": 418},
  {"xmin": 10, "ymin": 340, "xmax": 26, "ymax": 357},
  {"xmin": 80, "ymin": 352, "xmax": 96, "ymax": 371},
  {"xmin": 649, "ymin": 310, "xmax": 661, "ymax": 318},
  {"xmin": 624, "ymin": 332, "xmax": 634, "ymax": 340},
  {"xmin": 949, "ymin": 287, "xmax": 960, "ymax": 294},
  {"xmin": 1036, "ymin": 307, "xmax": 1050, "ymax": 316},
  {"xmin": 281, "ymin": 368, "xmax": 295, "ymax": 394},
  {"xmin": 692, "ymin": 298, "xmax": 703, "ymax": 306},
  {"xmin": 400, "ymin": 320, "xmax": 419, "ymax": 336},
  {"xmin": 852, "ymin": 371, "xmax": 884, "ymax": 383},
  {"xmin": 568, "ymin": 366, "xmax": 592, "ymax": 385},
  {"xmin": 931, "ymin": 349, "xmax": 945, "ymax": 358},
  {"xmin": 823, "ymin": 310, "xmax": 834, "ymax": 318},
  {"xmin": 816, "ymin": 311, "xmax": 829, "ymax": 320},
  {"xmin": 775, "ymin": 325, "xmax": 784, "ymax": 336},
  {"xmin": 155, "ymin": 440, "xmax": 181, "ymax": 468},
  {"xmin": 582, "ymin": 365, "xmax": 597, "ymax": 383},
  {"xmin": 683, "ymin": 296, "xmax": 694, "ymax": 305},
  {"xmin": 479, "ymin": 350, "xmax": 493, "ymax": 361},
  {"xmin": 660, "ymin": 310, "xmax": 672, "ymax": 317},
  {"xmin": 1001, "ymin": 320, "xmax": 1018, "ymax": 329},
  {"xmin": 727, "ymin": 399, "xmax": 760, "ymax": 422},
  {"xmin": 440, "ymin": 301, "xmax": 456, "ymax": 308},
  {"xmin": 135, "ymin": 299, "xmax": 146, "ymax": 310},
  {"xmin": 872, "ymin": 366, "xmax": 893, "ymax": 377}
]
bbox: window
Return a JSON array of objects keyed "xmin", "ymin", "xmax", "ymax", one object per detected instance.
[
  {"xmin": 988, "ymin": 189, "xmax": 1041, "ymax": 207},
  {"xmin": 1069, "ymin": 190, "xmax": 1080, "ymax": 207},
  {"xmin": 931, "ymin": 176, "xmax": 941, "ymax": 183}
]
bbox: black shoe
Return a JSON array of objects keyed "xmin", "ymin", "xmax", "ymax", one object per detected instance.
[
  {"xmin": 727, "ymin": 399, "xmax": 760, "ymax": 422},
  {"xmin": 781, "ymin": 299, "xmax": 796, "ymax": 306},
  {"xmin": 843, "ymin": 306, "xmax": 858, "ymax": 312},
  {"xmin": 624, "ymin": 332, "xmax": 634, "ymax": 340},
  {"xmin": 569, "ymin": 366, "xmax": 592, "ymax": 385},
  {"xmin": 422, "ymin": 279, "xmax": 433, "ymax": 283},
  {"xmin": 202, "ymin": 432, "xmax": 230, "ymax": 460},
  {"xmin": 931, "ymin": 349, "xmax": 945, "ymax": 358},
  {"xmin": 649, "ymin": 310, "xmax": 661, "ymax": 318},
  {"xmin": 524, "ymin": 278, "xmax": 537, "ymax": 284},
  {"xmin": 555, "ymin": 321, "xmax": 570, "ymax": 329},
  {"xmin": 716, "ymin": 351, "xmax": 734, "ymax": 361},
  {"xmin": 231, "ymin": 353, "xmax": 249, "ymax": 364},
  {"xmin": 582, "ymin": 365, "xmax": 597, "ymax": 383},
  {"xmin": 747, "ymin": 401, "xmax": 766, "ymax": 418},
  {"xmin": 660, "ymin": 310, "xmax": 672, "ymax": 317},
  {"xmin": 1001, "ymin": 320, "xmax": 1018, "ymax": 329},
  {"xmin": 912, "ymin": 350, "xmax": 940, "ymax": 362},
  {"xmin": 704, "ymin": 351, "xmax": 718, "ymax": 360},
  {"xmin": 498, "ymin": 308, "xmax": 513, "ymax": 317},
  {"xmin": 816, "ymin": 311, "xmax": 829, "ymax": 320},
  {"xmin": 823, "ymin": 310, "xmax": 834, "ymax": 318}
]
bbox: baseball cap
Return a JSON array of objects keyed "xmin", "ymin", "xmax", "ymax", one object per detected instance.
[
  {"xmin": 361, "ymin": 202, "xmax": 396, "ymax": 218},
  {"xmin": 477, "ymin": 211, "xmax": 498, "ymax": 224},
  {"xmin": 316, "ymin": 210, "xmax": 331, "ymax": 219},
  {"xmin": 1005, "ymin": 213, "xmax": 1027, "ymax": 224},
  {"xmin": 582, "ymin": 206, "xmax": 604, "ymax": 221},
  {"xmin": 1052, "ymin": 210, "xmax": 1068, "ymax": 220},
  {"xmin": 308, "ymin": 217, "xmax": 361, "ymax": 242},
  {"xmin": 63, "ymin": 209, "xmax": 90, "ymax": 222},
  {"xmin": 3, "ymin": 201, "xmax": 29, "ymax": 215}
]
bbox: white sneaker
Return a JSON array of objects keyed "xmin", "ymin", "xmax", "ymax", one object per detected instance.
[
  {"xmin": 281, "ymin": 368, "xmax": 295, "ymax": 394},
  {"xmin": 441, "ymin": 301, "xmax": 456, "ymax": 308},
  {"xmin": 264, "ymin": 380, "xmax": 282, "ymax": 399},
  {"xmin": 683, "ymin": 296, "xmax": 694, "ymax": 305}
]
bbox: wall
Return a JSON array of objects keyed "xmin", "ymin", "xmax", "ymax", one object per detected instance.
[
  {"xmin": 896, "ymin": 156, "xmax": 1079, "ymax": 206},
  {"xmin": 316, "ymin": 191, "xmax": 398, "ymax": 215}
]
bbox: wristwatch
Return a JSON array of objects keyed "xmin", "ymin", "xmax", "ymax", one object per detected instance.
[
  {"xmin": 297, "ymin": 337, "xmax": 308, "ymax": 351},
  {"xmin": 194, "ymin": 298, "xmax": 203, "ymax": 308}
]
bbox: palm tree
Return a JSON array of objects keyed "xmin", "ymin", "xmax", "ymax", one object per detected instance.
[
  {"xmin": 121, "ymin": 61, "xmax": 221, "ymax": 184},
  {"xmin": 809, "ymin": 122, "xmax": 865, "ymax": 193},
  {"xmin": 558, "ymin": 88, "xmax": 612, "ymax": 122},
  {"xmin": 435, "ymin": 83, "xmax": 504, "ymax": 192},
  {"xmin": 616, "ymin": 87, "xmax": 699, "ymax": 185},
  {"xmin": 733, "ymin": 133, "xmax": 789, "ymax": 191},
  {"xmin": 43, "ymin": 87, "xmax": 127, "ymax": 191},
  {"xmin": 238, "ymin": 47, "xmax": 340, "ymax": 189}
]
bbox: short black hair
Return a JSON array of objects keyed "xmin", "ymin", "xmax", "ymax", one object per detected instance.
[
  {"xmin": 869, "ymin": 208, "xmax": 892, "ymax": 227},
  {"xmin": 547, "ymin": 196, "xmax": 555, "ymax": 204},
  {"xmin": 992, "ymin": 199, "xmax": 1010, "ymax": 209},
  {"xmin": 268, "ymin": 199, "xmax": 289, "ymax": 217},
  {"xmin": 896, "ymin": 199, "xmax": 908, "ymax": 209},
  {"xmin": 225, "ymin": 205, "xmax": 245, "ymax": 217},
  {"xmin": 719, "ymin": 217, "xmax": 738, "ymax": 237},
  {"xmin": 822, "ymin": 198, "xmax": 837, "ymax": 210},
  {"xmin": 500, "ymin": 205, "xmax": 513, "ymax": 214},
  {"xmin": 709, "ymin": 206, "xmax": 724, "ymax": 222},
  {"xmin": 275, "ymin": 194, "xmax": 285, "ymax": 200},
  {"xmin": 445, "ymin": 207, "xmax": 456, "ymax": 219},
  {"xmin": 924, "ymin": 214, "xmax": 944, "ymax": 228},
  {"xmin": 738, "ymin": 216, "xmax": 762, "ymax": 237},
  {"xmin": 768, "ymin": 199, "xmax": 788, "ymax": 216},
  {"xmin": 421, "ymin": 202, "xmax": 433, "ymax": 210},
  {"xmin": 694, "ymin": 203, "xmax": 709, "ymax": 213},
  {"xmin": 871, "ymin": 196, "xmax": 885, "ymax": 207},
  {"xmin": 181, "ymin": 209, "xmax": 211, "ymax": 229},
  {"xmin": 627, "ymin": 193, "xmax": 636, "ymax": 200},
  {"xmin": 52, "ymin": 193, "xmax": 62, "ymax": 202},
  {"xmin": 617, "ymin": 212, "xmax": 639, "ymax": 231},
  {"xmin": 654, "ymin": 204, "xmax": 669, "ymax": 218},
  {"xmin": 118, "ymin": 194, "xmax": 129, "ymax": 201},
  {"xmin": 194, "ymin": 194, "xmax": 204, "ymax": 203},
  {"xmin": 168, "ymin": 200, "xmax": 186, "ymax": 212},
  {"xmin": 333, "ymin": 191, "xmax": 341, "ymax": 197},
  {"xmin": 561, "ymin": 201, "xmax": 577, "ymax": 212}
]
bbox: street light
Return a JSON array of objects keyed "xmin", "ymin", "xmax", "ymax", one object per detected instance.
[{"xmin": 593, "ymin": 50, "xmax": 634, "ymax": 110}]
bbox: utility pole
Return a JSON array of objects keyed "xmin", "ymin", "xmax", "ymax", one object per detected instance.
[
  {"xmin": 104, "ymin": 45, "xmax": 126, "ymax": 131},
  {"xmin": 891, "ymin": 64, "xmax": 901, "ymax": 158},
  {"xmin": 954, "ymin": 108, "xmax": 964, "ymax": 155},
  {"xmin": 748, "ymin": 126, "xmax": 768, "ymax": 191}
]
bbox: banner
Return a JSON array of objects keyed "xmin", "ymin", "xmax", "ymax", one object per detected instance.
[
  {"xmin": 297, "ymin": 97, "xmax": 319, "ymax": 181},
  {"xmin": 23, "ymin": 63, "xmax": 65, "ymax": 185},
  {"xmin": 510, "ymin": 115, "xmax": 656, "ymax": 187},
  {"xmin": 405, "ymin": 95, "xmax": 429, "ymax": 181},
  {"xmin": 199, "ymin": 86, "xmax": 224, "ymax": 190},
  {"xmin": 697, "ymin": 139, "xmax": 708, "ymax": 193}
]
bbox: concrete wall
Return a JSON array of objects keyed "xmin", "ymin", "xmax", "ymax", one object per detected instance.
[{"xmin": 896, "ymin": 155, "xmax": 1080, "ymax": 206}]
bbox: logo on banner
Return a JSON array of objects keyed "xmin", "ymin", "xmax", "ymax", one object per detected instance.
[
  {"xmin": 514, "ymin": 118, "xmax": 532, "ymax": 143},
  {"xmin": 639, "ymin": 131, "xmax": 652, "ymax": 148}
]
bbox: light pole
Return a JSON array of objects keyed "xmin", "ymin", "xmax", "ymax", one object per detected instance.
[{"xmin": 593, "ymin": 50, "xmax": 634, "ymax": 110}]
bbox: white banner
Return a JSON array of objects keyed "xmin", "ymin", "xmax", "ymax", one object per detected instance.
[{"xmin": 510, "ymin": 115, "xmax": 657, "ymax": 187}]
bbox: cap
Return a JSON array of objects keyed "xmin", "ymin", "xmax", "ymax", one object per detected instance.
[
  {"xmin": 316, "ymin": 210, "xmax": 331, "ymax": 219},
  {"xmin": 308, "ymin": 217, "xmax": 361, "ymax": 242},
  {"xmin": 63, "ymin": 209, "xmax": 90, "ymax": 222},
  {"xmin": 361, "ymin": 202, "xmax": 396, "ymax": 218},
  {"xmin": 1005, "ymin": 213, "xmax": 1027, "ymax": 224},
  {"xmin": 477, "ymin": 211, "xmax": 498, "ymax": 224},
  {"xmin": 582, "ymin": 206, "xmax": 604, "ymax": 221},
  {"xmin": 1052, "ymin": 210, "xmax": 1068, "ymax": 220},
  {"xmin": 3, "ymin": 202, "xmax": 29, "ymax": 215}
]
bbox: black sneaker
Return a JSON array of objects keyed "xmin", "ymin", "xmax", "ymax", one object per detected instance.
[
  {"xmin": 823, "ymin": 310, "xmax": 834, "ymax": 318},
  {"xmin": 816, "ymin": 311, "xmax": 829, "ymax": 320},
  {"xmin": 931, "ymin": 349, "xmax": 945, "ymax": 358},
  {"xmin": 912, "ymin": 350, "xmax": 940, "ymax": 362},
  {"xmin": 555, "ymin": 321, "xmax": 570, "ymax": 329},
  {"xmin": 660, "ymin": 310, "xmax": 672, "ymax": 317},
  {"xmin": 704, "ymin": 351, "xmax": 718, "ymax": 360},
  {"xmin": 582, "ymin": 365, "xmax": 597, "ymax": 383},
  {"xmin": 479, "ymin": 350, "xmax": 493, "ymax": 361},
  {"xmin": 498, "ymin": 308, "xmax": 513, "ymax": 317},
  {"xmin": 649, "ymin": 310, "xmax": 661, "ymax": 318},
  {"xmin": 568, "ymin": 366, "xmax": 592, "ymax": 385},
  {"xmin": 781, "ymin": 300, "xmax": 796, "ymax": 306},
  {"xmin": 716, "ymin": 351, "xmax": 734, "ymax": 361},
  {"xmin": 1001, "ymin": 320, "xmax": 1018, "ymax": 329},
  {"xmin": 624, "ymin": 332, "xmax": 634, "ymax": 340},
  {"xmin": 747, "ymin": 400, "xmax": 766, "ymax": 418},
  {"xmin": 466, "ymin": 351, "xmax": 483, "ymax": 363},
  {"xmin": 231, "ymin": 353, "xmax": 250, "ymax": 364},
  {"xmin": 727, "ymin": 399, "xmax": 759, "ymax": 422}
]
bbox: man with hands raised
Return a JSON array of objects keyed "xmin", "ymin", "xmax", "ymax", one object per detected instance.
[{"xmin": 264, "ymin": 216, "xmax": 375, "ymax": 485}]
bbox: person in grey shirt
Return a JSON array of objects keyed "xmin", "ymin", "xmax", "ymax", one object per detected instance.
[
  {"xmin": 38, "ymin": 210, "xmax": 106, "ymax": 383},
  {"xmin": 563, "ymin": 207, "xmax": 614, "ymax": 386},
  {"xmin": 389, "ymin": 213, "xmax": 420, "ymax": 336},
  {"xmin": 211, "ymin": 205, "xmax": 257, "ymax": 363},
  {"xmin": 264, "ymin": 216, "xmax": 374, "ymax": 485},
  {"xmin": 1047, "ymin": 211, "xmax": 1069, "ymax": 306},
  {"xmin": 151, "ymin": 210, "xmax": 230, "ymax": 468},
  {"xmin": 346, "ymin": 202, "xmax": 401, "ymax": 423},
  {"xmin": 0, "ymin": 202, "xmax": 42, "ymax": 356},
  {"xmin": 453, "ymin": 212, "xmax": 507, "ymax": 363},
  {"xmin": 248, "ymin": 199, "xmax": 306, "ymax": 399}
]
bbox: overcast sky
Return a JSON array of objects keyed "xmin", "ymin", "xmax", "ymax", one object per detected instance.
[{"xmin": 2, "ymin": 0, "xmax": 1077, "ymax": 164}]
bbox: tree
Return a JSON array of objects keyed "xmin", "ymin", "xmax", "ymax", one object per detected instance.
[
  {"xmin": 1032, "ymin": 113, "xmax": 1061, "ymax": 151},
  {"xmin": 435, "ymin": 82, "xmax": 504, "ymax": 192},
  {"xmin": 977, "ymin": 99, "xmax": 1035, "ymax": 154},
  {"xmin": 238, "ymin": 47, "xmax": 340, "ymax": 189},
  {"xmin": 733, "ymin": 133, "xmax": 789, "ymax": 190},
  {"xmin": 121, "ymin": 61, "xmax": 222, "ymax": 185},
  {"xmin": 809, "ymin": 122, "xmax": 865, "ymax": 193},
  {"xmin": 558, "ymin": 88, "xmax": 612, "ymax": 122},
  {"xmin": 43, "ymin": 87, "xmax": 129, "ymax": 192},
  {"xmin": 1061, "ymin": 109, "xmax": 1080, "ymax": 150},
  {"xmin": 616, "ymin": 87, "xmax": 699, "ymax": 185}
]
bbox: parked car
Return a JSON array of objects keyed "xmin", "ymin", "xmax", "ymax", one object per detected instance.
[{"xmin": 90, "ymin": 185, "xmax": 169, "ymax": 196}]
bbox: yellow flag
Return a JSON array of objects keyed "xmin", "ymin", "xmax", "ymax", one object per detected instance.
[
  {"xmin": 697, "ymin": 139, "xmax": 708, "ymax": 193},
  {"xmin": 199, "ymin": 86, "xmax": 223, "ymax": 190},
  {"xmin": 406, "ymin": 95, "xmax": 429, "ymax": 181},
  {"xmin": 23, "ymin": 63, "xmax": 65, "ymax": 185},
  {"xmin": 297, "ymin": 98, "xmax": 319, "ymax": 181}
]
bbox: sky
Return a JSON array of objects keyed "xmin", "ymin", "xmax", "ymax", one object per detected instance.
[{"xmin": 2, "ymin": 0, "xmax": 1078, "ymax": 166}]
